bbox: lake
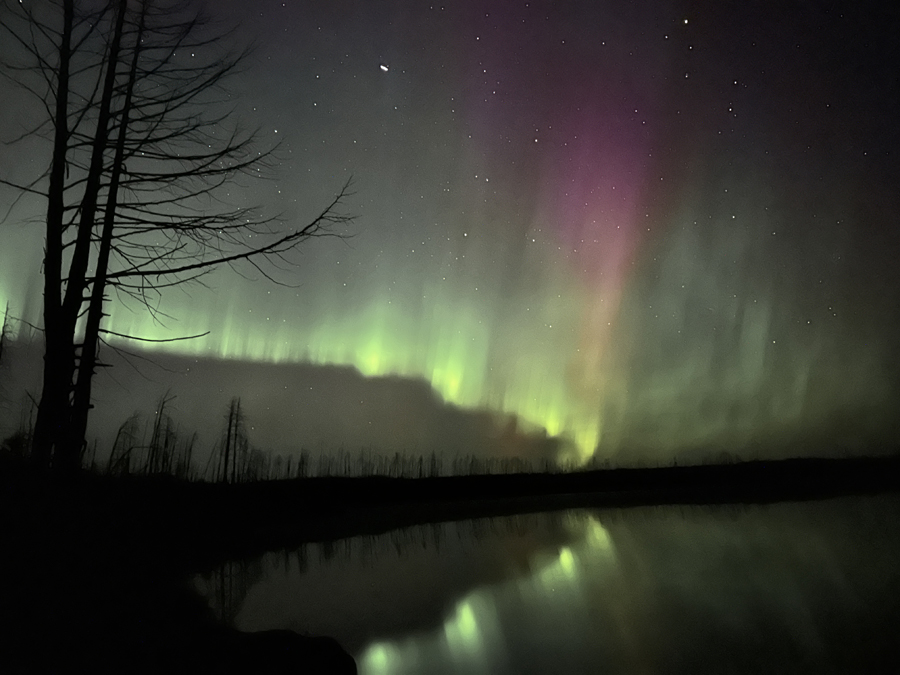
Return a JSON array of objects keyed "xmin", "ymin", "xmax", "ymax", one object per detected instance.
[{"xmin": 196, "ymin": 495, "xmax": 900, "ymax": 674}]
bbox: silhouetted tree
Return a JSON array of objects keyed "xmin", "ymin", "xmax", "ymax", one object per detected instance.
[
  {"xmin": 0, "ymin": 304, "xmax": 8, "ymax": 368},
  {"xmin": 108, "ymin": 410, "xmax": 141, "ymax": 475},
  {"xmin": 145, "ymin": 392, "xmax": 177, "ymax": 474},
  {"xmin": 214, "ymin": 397, "xmax": 251, "ymax": 483},
  {"xmin": 0, "ymin": 0, "xmax": 352, "ymax": 471},
  {"xmin": 0, "ymin": 304, "xmax": 10, "ymax": 410}
]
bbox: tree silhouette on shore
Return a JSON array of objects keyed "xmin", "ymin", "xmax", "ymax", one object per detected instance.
[{"xmin": 0, "ymin": 0, "xmax": 353, "ymax": 471}]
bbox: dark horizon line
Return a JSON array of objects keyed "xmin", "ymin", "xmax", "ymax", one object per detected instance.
[{"xmin": 4, "ymin": 450, "xmax": 898, "ymax": 574}]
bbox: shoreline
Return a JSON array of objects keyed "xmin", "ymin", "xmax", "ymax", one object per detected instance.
[
  {"xmin": 2, "ymin": 451, "xmax": 898, "ymax": 673},
  {"xmin": 4, "ymin": 452, "xmax": 899, "ymax": 570}
]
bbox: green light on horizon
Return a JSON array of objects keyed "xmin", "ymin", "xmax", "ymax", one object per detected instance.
[{"xmin": 102, "ymin": 283, "xmax": 606, "ymax": 462}]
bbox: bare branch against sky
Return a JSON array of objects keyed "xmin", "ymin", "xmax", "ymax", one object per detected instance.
[{"xmin": 0, "ymin": 0, "xmax": 354, "ymax": 470}]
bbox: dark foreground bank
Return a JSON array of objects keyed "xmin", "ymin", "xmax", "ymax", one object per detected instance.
[
  {"xmin": 1, "ymin": 457, "xmax": 360, "ymax": 674},
  {"xmin": 2, "ymin": 452, "xmax": 899, "ymax": 672}
]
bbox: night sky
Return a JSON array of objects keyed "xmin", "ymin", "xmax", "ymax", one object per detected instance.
[{"xmin": 1, "ymin": 0, "xmax": 898, "ymax": 464}]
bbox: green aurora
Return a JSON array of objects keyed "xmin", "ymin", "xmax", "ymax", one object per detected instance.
[{"xmin": 2, "ymin": 0, "xmax": 898, "ymax": 464}]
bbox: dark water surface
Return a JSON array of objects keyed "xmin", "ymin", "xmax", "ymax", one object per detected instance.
[{"xmin": 197, "ymin": 496, "xmax": 900, "ymax": 674}]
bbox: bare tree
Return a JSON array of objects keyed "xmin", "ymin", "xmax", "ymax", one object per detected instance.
[
  {"xmin": 214, "ymin": 397, "xmax": 250, "ymax": 484},
  {"xmin": 0, "ymin": 304, "xmax": 9, "ymax": 371},
  {"xmin": 0, "ymin": 0, "xmax": 353, "ymax": 472}
]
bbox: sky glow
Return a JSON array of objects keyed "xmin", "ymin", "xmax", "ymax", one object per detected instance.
[{"xmin": 1, "ymin": 0, "xmax": 897, "ymax": 462}]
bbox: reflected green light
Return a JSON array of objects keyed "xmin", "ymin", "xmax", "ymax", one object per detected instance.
[
  {"xmin": 353, "ymin": 516, "xmax": 620, "ymax": 675},
  {"xmin": 584, "ymin": 517, "xmax": 614, "ymax": 555},
  {"xmin": 445, "ymin": 599, "xmax": 483, "ymax": 656},
  {"xmin": 358, "ymin": 590, "xmax": 501, "ymax": 674},
  {"xmin": 538, "ymin": 545, "xmax": 580, "ymax": 587},
  {"xmin": 558, "ymin": 547, "xmax": 577, "ymax": 576},
  {"xmin": 359, "ymin": 642, "xmax": 399, "ymax": 675}
]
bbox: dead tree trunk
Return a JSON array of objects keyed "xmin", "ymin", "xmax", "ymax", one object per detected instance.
[
  {"xmin": 31, "ymin": 0, "xmax": 75, "ymax": 469},
  {"xmin": 70, "ymin": 0, "xmax": 145, "ymax": 461}
]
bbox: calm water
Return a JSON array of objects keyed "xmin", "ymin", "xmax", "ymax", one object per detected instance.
[{"xmin": 197, "ymin": 496, "xmax": 900, "ymax": 674}]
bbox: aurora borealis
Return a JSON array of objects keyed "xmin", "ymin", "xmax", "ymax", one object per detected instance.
[{"xmin": 1, "ymin": 0, "xmax": 898, "ymax": 463}]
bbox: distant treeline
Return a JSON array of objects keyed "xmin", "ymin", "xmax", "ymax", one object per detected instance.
[
  {"xmin": 2, "ymin": 394, "xmax": 570, "ymax": 481},
  {"xmin": 2, "ymin": 392, "xmax": 871, "ymax": 483}
]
